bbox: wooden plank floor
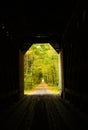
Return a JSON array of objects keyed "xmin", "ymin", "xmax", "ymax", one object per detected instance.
[{"xmin": 0, "ymin": 95, "xmax": 88, "ymax": 130}]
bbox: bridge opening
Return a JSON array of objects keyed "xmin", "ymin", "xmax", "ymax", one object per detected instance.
[{"xmin": 24, "ymin": 43, "xmax": 63, "ymax": 95}]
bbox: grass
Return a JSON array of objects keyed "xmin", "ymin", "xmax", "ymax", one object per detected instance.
[
  {"xmin": 24, "ymin": 84, "xmax": 38, "ymax": 94},
  {"xmin": 48, "ymin": 85, "xmax": 61, "ymax": 94}
]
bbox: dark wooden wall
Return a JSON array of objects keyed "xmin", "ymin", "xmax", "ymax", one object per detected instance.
[
  {"xmin": 0, "ymin": 29, "xmax": 20, "ymax": 105},
  {"xmin": 62, "ymin": 3, "xmax": 88, "ymax": 113}
]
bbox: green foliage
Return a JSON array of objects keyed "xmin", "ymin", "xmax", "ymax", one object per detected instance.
[{"xmin": 24, "ymin": 43, "xmax": 60, "ymax": 90}]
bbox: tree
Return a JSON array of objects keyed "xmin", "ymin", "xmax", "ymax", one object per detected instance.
[{"xmin": 24, "ymin": 43, "xmax": 60, "ymax": 90}]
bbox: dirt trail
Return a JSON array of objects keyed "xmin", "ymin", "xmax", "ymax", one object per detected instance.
[{"xmin": 28, "ymin": 82, "xmax": 53, "ymax": 95}]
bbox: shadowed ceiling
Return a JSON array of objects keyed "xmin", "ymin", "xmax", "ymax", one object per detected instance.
[{"xmin": 0, "ymin": 1, "xmax": 80, "ymax": 51}]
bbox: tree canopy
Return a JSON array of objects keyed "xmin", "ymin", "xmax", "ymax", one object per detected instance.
[{"xmin": 24, "ymin": 43, "xmax": 60, "ymax": 90}]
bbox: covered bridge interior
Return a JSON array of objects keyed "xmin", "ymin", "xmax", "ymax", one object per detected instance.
[{"xmin": 0, "ymin": 1, "xmax": 88, "ymax": 129}]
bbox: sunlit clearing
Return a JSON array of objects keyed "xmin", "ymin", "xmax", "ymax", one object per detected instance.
[{"xmin": 24, "ymin": 43, "xmax": 61, "ymax": 95}]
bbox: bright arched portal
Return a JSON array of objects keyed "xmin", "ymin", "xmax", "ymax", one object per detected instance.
[{"xmin": 24, "ymin": 43, "xmax": 62, "ymax": 95}]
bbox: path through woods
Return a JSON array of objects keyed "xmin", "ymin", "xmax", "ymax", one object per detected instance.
[{"xmin": 24, "ymin": 82, "xmax": 59, "ymax": 95}]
